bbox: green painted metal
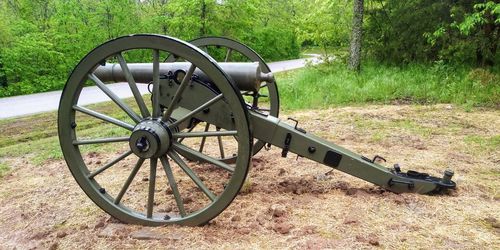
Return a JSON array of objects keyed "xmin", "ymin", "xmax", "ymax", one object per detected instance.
[
  {"xmin": 58, "ymin": 34, "xmax": 252, "ymax": 226},
  {"xmin": 190, "ymin": 37, "xmax": 280, "ymax": 162},
  {"xmin": 165, "ymin": 37, "xmax": 280, "ymax": 163},
  {"xmin": 95, "ymin": 62, "xmax": 272, "ymax": 92},
  {"xmin": 249, "ymin": 113, "xmax": 453, "ymax": 193},
  {"xmin": 59, "ymin": 34, "xmax": 455, "ymax": 227}
]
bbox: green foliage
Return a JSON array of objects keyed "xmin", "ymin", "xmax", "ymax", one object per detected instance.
[
  {"xmin": 424, "ymin": 1, "xmax": 500, "ymax": 66},
  {"xmin": 366, "ymin": 0, "xmax": 499, "ymax": 66},
  {"xmin": 365, "ymin": 0, "xmax": 450, "ymax": 63},
  {"xmin": 456, "ymin": 2, "xmax": 500, "ymax": 35},
  {"xmin": 0, "ymin": 0, "xmax": 496, "ymax": 100},
  {"xmin": 295, "ymin": 0, "xmax": 352, "ymax": 56},
  {"xmin": 0, "ymin": 0, "xmax": 301, "ymax": 97},
  {"xmin": 1, "ymin": 33, "xmax": 65, "ymax": 96},
  {"xmin": 278, "ymin": 62, "xmax": 499, "ymax": 110}
]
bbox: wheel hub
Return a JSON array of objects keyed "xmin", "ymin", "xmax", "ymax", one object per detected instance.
[{"xmin": 129, "ymin": 119, "xmax": 172, "ymax": 159}]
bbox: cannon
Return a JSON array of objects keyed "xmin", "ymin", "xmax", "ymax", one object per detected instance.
[{"xmin": 58, "ymin": 35, "xmax": 456, "ymax": 226}]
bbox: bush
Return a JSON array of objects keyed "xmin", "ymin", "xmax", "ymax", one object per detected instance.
[
  {"xmin": 0, "ymin": 33, "xmax": 65, "ymax": 97},
  {"xmin": 245, "ymin": 27, "xmax": 301, "ymax": 61}
]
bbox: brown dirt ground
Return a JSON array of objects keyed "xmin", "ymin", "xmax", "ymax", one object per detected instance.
[{"xmin": 0, "ymin": 104, "xmax": 499, "ymax": 249}]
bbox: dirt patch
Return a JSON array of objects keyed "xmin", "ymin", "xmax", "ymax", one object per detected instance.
[{"xmin": 0, "ymin": 105, "xmax": 499, "ymax": 249}]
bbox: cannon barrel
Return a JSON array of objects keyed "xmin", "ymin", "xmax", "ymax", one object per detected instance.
[{"xmin": 94, "ymin": 62, "xmax": 274, "ymax": 92}]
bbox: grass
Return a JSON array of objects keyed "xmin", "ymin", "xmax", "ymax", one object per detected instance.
[
  {"xmin": 464, "ymin": 135, "xmax": 500, "ymax": 153},
  {"xmin": 276, "ymin": 61, "xmax": 499, "ymax": 110},
  {"xmin": 0, "ymin": 161, "xmax": 9, "ymax": 177}
]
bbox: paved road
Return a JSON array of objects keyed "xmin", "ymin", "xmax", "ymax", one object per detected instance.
[{"xmin": 0, "ymin": 55, "xmax": 320, "ymax": 119}]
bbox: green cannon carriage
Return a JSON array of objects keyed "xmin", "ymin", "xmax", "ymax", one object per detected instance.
[{"xmin": 58, "ymin": 35, "xmax": 455, "ymax": 226}]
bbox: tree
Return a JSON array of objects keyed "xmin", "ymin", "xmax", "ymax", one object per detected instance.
[
  {"xmin": 295, "ymin": 0, "xmax": 352, "ymax": 58},
  {"xmin": 0, "ymin": 0, "xmax": 302, "ymax": 97},
  {"xmin": 0, "ymin": 56, "xmax": 7, "ymax": 87},
  {"xmin": 0, "ymin": 2, "xmax": 11, "ymax": 87},
  {"xmin": 365, "ymin": 0, "xmax": 499, "ymax": 66},
  {"xmin": 348, "ymin": 0, "xmax": 364, "ymax": 71},
  {"xmin": 438, "ymin": 1, "xmax": 499, "ymax": 66}
]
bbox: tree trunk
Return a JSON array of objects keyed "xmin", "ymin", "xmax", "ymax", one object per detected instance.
[
  {"xmin": 349, "ymin": 0, "xmax": 364, "ymax": 72},
  {"xmin": 0, "ymin": 54, "xmax": 7, "ymax": 87},
  {"xmin": 200, "ymin": 0, "xmax": 207, "ymax": 37}
]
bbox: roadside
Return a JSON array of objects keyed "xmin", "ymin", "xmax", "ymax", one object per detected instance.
[{"xmin": 0, "ymin": 56, "xmax": 320, "ymax": 119}]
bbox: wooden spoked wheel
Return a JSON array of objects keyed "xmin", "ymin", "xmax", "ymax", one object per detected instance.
[
  {"xmin": 58, "ymin": 34, "xmax": 252, "ymax": 226},
  {"xmin": 166, "ymin": 36, "xmax": 279, "ymax": 163}
]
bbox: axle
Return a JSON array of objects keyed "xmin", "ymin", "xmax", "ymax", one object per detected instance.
[{"xmin": 94, "ymin": 62, "xmax": 274, "ymax": 92}]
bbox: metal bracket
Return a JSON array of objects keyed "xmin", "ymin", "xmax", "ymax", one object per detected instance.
[
  {"xmin": 361, "ymin": 155, "xmax": 387, "ymax": 163},
  {"xmin": 287, "ymin": 118, "xmax": 306, "ymax": 133},
  {"xmin": 388, "ymin": 178, "xmax": 415, "ymax": 190},
  {"xmin": 281, "ymin": 133, "xmax": 292, "ymax": 157}
]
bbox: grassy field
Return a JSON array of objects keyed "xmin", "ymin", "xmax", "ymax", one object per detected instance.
[
  {"xmin": 0, "ymin": 66, "xmax": 498, "ymax": 248},
  {"xmin": 278, "ymin": 62, "xmax": 499, "ymax": 110}
]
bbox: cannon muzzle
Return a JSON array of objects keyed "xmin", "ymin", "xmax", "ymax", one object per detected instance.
[{"xmin": 94, "ymin": 62, "xmax": 274, "ymax": 92}]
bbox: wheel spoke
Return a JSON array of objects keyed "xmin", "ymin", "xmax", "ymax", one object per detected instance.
[
  {"xmin": 162, "ymin": 64, "xmax": 197, "ymax": 121},
  {"xmin": 117, "ymin": 53, "xmax": 151, "ymax": 118},
  {"xmin": 115, "ymin": 158, "xmax": 145, "ymax": 205},
  {"xmin": 152, "ymin": 49, "xmax": 161, "ymax": 117},
  {"xmin": 173, "ymin": 130, "xmax": 237, "ymax": 139},
  {"xmin": 88, "ymin": 74, "xmax": 142, "ymax": 123},
  {"xmin": 224, "ymin": 48, "xmax": 232, "ymax": 62},
  {"xmin": 73, "ymin": 137, "xmax": 129, "ymax": 145},
  {"xmin": 168, "ymin": 151, "xmax": 216, "ymax": 201},
  {"xmin": 178, "ymin": 125, "xmax": 196, "ymax": 143},
  {"xmin": 160, "ymin": 157, "xmax": 186, "ymax": 217},
  {"xmin": 216, "ymin": 127, "xmax": 225, "ymax": 158},
  {"xmin": 88, "ymin": 150, "xmax": 133, "ymax": 179},
  {"xmin": 199, "ymin": 123, "xmax": 210, "ymax": 152},
  {"xmin": 168, "ymin": 94, "xmax": 223, "ymax": 129},
  {"xmin": 173, "ymin": 143, "xmax": 235, "ymax": 172},
  {"xmin": 73, "ymin": 105, "xmax": 134, "ymax": 131},
  {"xmin": 147, "ymin": 158, "xmax": 157, "ymax": 218}
]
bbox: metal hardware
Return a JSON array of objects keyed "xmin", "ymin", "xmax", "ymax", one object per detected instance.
[
  {"xmin": 281, "ymin": 133, "xmax": 292, "ymax": 157},
  {"xmin": 287, "ymin": 118, "xmax": 306, "ymax": 133},
  {"xmin": 394, "ymin": 164, "xmax": 401, "ymax": 173},
  {"xmin": 388, "ymin": 178, "xmax": 415, "ymax": 190},
  {"xmin": 361, "ymin": 155, "xmax": 387, "ymax": 163}
]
